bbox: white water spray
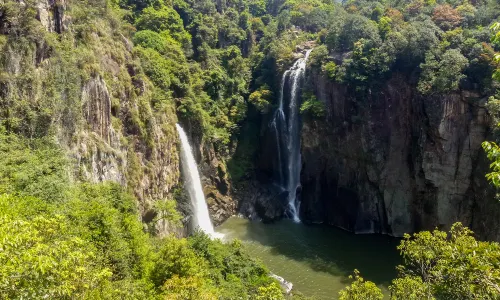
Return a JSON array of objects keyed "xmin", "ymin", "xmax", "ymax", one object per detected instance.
[
  {"xmin": 270, "ymin": 49, "xmax": 312, "ymax": 222},
  {"xmin": 176, "ymin": 123, "xmax": 218, "ymax": 237}
]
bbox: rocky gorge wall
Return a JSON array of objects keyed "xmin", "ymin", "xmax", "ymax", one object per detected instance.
[
  {"xmin": 8, "ymin": 0, "xmax": 499, "ymax": 240},
  {"xmin": 299, "ymin": 71, "xmax": 500, "ymax": 239},
  {"xmin": 1, "ymin": 0, "xmax": 188, "ymax": 235},
  {"xmin": 4, "ymin": 0, "xmax": 236, "ymax": 232}
]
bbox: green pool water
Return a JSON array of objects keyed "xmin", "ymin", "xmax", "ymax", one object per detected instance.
[{"xmin": 216, "ymin": 217, "xmax": 401, "ymax": 299}]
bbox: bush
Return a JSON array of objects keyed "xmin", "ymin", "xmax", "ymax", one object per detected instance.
[
  {"xmin": 135, "ymin": 6, "xmax": 191, "ymax": 47},
  {"xmin": 339, "ymin": 223, "xmax": 500, "ymax": 300},
  {"xmin": 249, "ymin": 87, "xmax": 272, "ymax": 113},
  {"xmin": 151, "ymin": 237, "xmax": 206, "ymax": 287},
  {"xmin": 338, "ymin": 270, "xmax": 384, "ymax": 300},
  {"xmin": 308, "ymin": 45, "xmax": 329, "ymax": 70},
  {"xmin": 322, "ymin": 61, "xmax": 338, "ymax": 80},
  {"xmin": 0, "ymin": 133, "xmax": 68, "ymax": 203},
  {"xmin": 418, "ymin": 48, "xmax": 469, "ymax": 94},
  {"xmin": 0, "ymin": 200, "xmax": 112, "ymax": 299},
  {"xmin": 300, "ymin": 92, "xmax": 325, "ymax": 118},
  {"xmin": 65, "ymin": 183, "xmax": 154, "ymax": 281},
  {"xmin": 326, "ymin": 14, "xmax": 381, "ymax": 52}
]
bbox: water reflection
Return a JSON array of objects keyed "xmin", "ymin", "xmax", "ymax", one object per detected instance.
[{"xmin": 217, "ymin": 217, "xmax": 401, "ymax": 299}]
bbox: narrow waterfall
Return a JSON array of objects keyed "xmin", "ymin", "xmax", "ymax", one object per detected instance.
[
  {"xmin": 270, "ymin": 49, "xmax": 312, "ymax": 222},
  {"xmin": 176, "ymin": 123, "xmax": 216, "ymax": 236}
]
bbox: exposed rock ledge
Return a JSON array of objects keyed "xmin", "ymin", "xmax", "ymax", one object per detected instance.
[{"xmin": 270, "ymin": 273, "xmax": 293, "ymax": 294}]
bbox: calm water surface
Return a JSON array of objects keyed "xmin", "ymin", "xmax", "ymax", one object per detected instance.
[{"xmin": 216, "ymin": 217, "xmax": 401, "ymax": 299}]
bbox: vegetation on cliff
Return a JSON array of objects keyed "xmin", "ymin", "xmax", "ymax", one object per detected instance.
[
  {"xmin": 304, "ymin": 0, "xmax": 498, "ymax": 96},
  {"xmin": 1, "ymin": 0, "xmax": 500, "ymax": 298},
  {"xmin": 0, "ymin": 132, "xmax": 289, "ymax": 299}
]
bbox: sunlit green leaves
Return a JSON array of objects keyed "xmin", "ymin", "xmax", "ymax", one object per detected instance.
[
  {"xmin": 154, "ymin": 198, "xmax": 183, "ymax": 227},
  {"xmin": 418, "ymin": 49, "xmax": 469, "ymax": 94},
  {"xmin": 482, "ymin": 141, "xmax": 500, "ymax": 187},
  {"xmin": 0, "ymin": 133, "xmax": 69, "ymax": 202},
  {"xmin": 338, "ymin": 270, "xmax": 384, "ymax": 300},
  {"xmin": 300, "ymin": 92, "xmax": 325, "ymax": 118},
  {"xmin": 0, "ymin": 213, "xmax": 112, "ymax": 299},
  {"xmin": 340, "ymin": 224, "xmax": 500, "ymax": 299},
  {"xmin": 389, "ymin": 276, "xmax": 434, "ymax": 300},
  {"xmin": 395, "ymin": 223, "xmax": 500, "ymax": 299},
  {"xmin": 256, "ymin": 282, "xmax": 285, "ymax": 300}
]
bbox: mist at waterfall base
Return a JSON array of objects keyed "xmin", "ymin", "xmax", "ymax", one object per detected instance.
[
  {"xmin": 217, "ymin": 217, "xmax": 400, "ymax": 299},
  {"xmin": 176, "ymin": 124, "xmax": 222, "ymax": 238},
  {"xmin": 270, "ymin": 50, "xmax": 312, "ymax": 222}
]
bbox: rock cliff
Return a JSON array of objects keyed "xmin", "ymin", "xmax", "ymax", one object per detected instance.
[
  {"xmin": 299, "ymin": 71, "xmax": 499, "ymax": 239},
  {"xmin": 2, "ymin": 0, "xmax": 183, "ymax": 234}
]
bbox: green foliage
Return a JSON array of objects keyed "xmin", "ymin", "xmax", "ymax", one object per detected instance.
[
  {"xmin": 135, "ymin": 6, "xmax": 191, "ymax": 48},
  {"xmin": 0, "ymin": 130, "xmax": 282, "ymax": 299},
  {"xmin": 482, "ymin": 141, "xmax": 500, "ymax": 187},
  {"xmin": 300, "ymin": 92, "xmax": 325, "ymax": 118},
  {"xmin": 189, "ymin": 232, "xmax": 273, "ymax": 297},
  {"xmin": 4, "ymin": 0, "xmax": 500, "ymax": 299},
  {"xmin": 0, "ymin": 212, "xmax": 112, "ymax": 299},
  {"xmin": 395, "ymin": 223, "xmax": 500, "ymax": 299},
  {"xmin": 128, "ymin": 0, "xmax": 261, "ymax": 152},
  {"xmin": 154, "ymin": 199, "xmax": 183, "ymax": 227},
  {"xmin": 326, "ymin": 14, "xmax": 381, "ymax": 52},
  {"xmin": 281, "ymin": 0, "xmax": 334, "ymax": 32},
  {"xmin": 418, "ymin": 49, "xmax": 469, "ymax": 94},
  {"xmin": 323, "ymin": 61, "xmax": 338, "ymax": 80},
  {"xmin": 65, "ymin": 183, "xmax": 154, "ymax": 281},
  {"xmin": 151, "ymin": 236, "xmax": 206, "ymax": 287},
  {"xmin": 308, "ymin": 45, "xmax": 329, "ymax": 70},
  {"xmin": 389, "ymin": 276, "xmax": 434, "ymax": 300},
  {"xmin": 136, "ymin": 47, "xmax": 173, "ymax": 90},
  {"xmin": 312, "ymin": 0, "xmax": 499, "ymax": 93},
  {"xmin": 491, "ymin": 23, "xmax": 500, "ymax": 82},
  {"xmin": 339, "ymin": 224, "xmax": 500, "ymax": 299},
  {"xmin": 161, "ymin": 274, "xmax": 218, "ymax": 299},
  {"xmin": 256, "ymin": 282, "xmax": 285, "ymax": 300},
  {"xmin": 479, "ymin": 23, "xmax": 500, "ymax": 189},
  {"xmin": 249, "ymin": 0, "xmax": 267, "ymax": 17},
  {"xmin": 0, "ymin": 133, "xmax": 68, "ymax": 202},
  {"xmin": 249, "ymin": 86, "xmax": 273, "ymax": 113},
  {"xmin": 338, "ymin": 270, "xmax": 384, "ymax": 300},
  {"xmin": 133, "ymin": 30, "xmax": 180, "ymax": 56},
  {"xmin": 378, "ymin": 16, "xmax": 392, "ymax": 39}
]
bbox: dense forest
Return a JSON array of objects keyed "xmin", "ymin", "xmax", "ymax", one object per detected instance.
[{"xmin": 1, "ymin": 0, "xmax": 500, "ymax": 298}]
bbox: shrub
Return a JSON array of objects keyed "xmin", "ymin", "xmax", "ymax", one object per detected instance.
[
  {"xmin": 0, "ymin": 210, "xmax": 112, "ymax": 299},
  {"xmin": 300, "ymin": 92, "xmax": 325, "ymax": 118},
  {"xmin": 249, "ymin": 87, "xmax": 272, "ymax": 113},
  {"xmin": 322, "ymin": 61, "xmax": 338, "ymax": 80},
  {"xmin": 338, "ymin": 270, "xmax": 383, "ymax": 300},
  {"xmin": 418, "ymin": 48, "xmax": 469, "ymax": 94}
]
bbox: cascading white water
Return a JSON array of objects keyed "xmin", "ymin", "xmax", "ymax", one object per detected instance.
[
  {"xmin": 176, "ymin": 123, "xmax": 216, "ymax": 236},
  {"xmin": 270, "ymin": 49, "xmax": 312, "ymax": 222}
]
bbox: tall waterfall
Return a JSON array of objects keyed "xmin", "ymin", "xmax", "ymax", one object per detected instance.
[
  {"xmin": 176, "ymin": 123, "xmax": 216, "ymax": 236},
  {"xmin": 270, "ymin": 49, "xmax": 312, "ymax": 222}
]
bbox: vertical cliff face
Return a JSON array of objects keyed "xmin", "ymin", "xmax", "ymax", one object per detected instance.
[
  {"xmin": 1, "ymin": 0, "xmax": 181, "ymax": 233},
  {"xmin": 300, "ymin": 71, "xmax": 499, "ymax": 239},
  {"xmin": 1, "ymin": 0, "xmax": 242, "ymax": 233},
  {"xmin": 73, "ymin": 74, "xmax": 180, "ymax": 217}
]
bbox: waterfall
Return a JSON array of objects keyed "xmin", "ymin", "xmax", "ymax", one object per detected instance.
[
  {"xmin": 270, "ymin": 49, "xmax": 312, "ymax": 222},
  {"xmin": 176, "ymin": 123, "xmax": 216, "ymax": 236}
]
